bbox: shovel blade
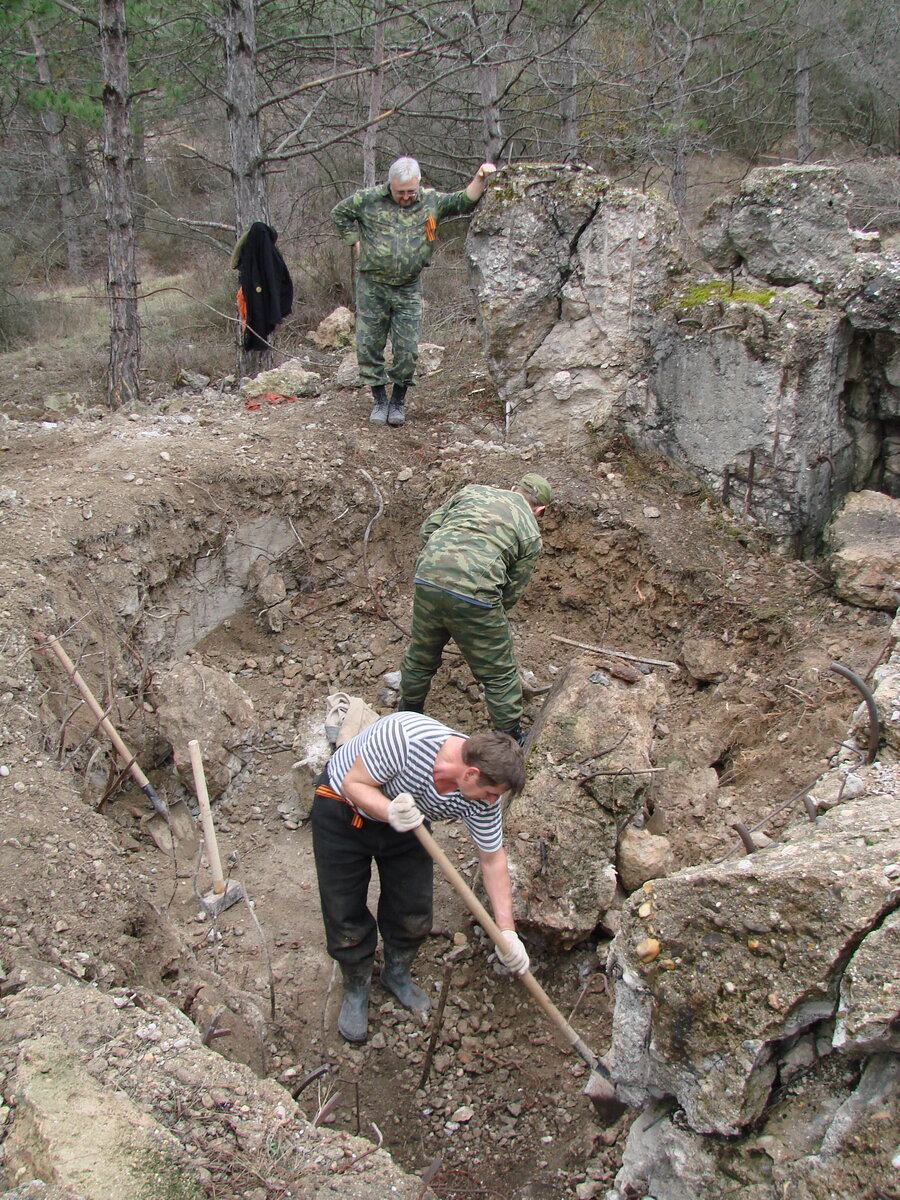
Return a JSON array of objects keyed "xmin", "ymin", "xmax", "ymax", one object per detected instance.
[
  {"xmin": 144, "ymin": 801, "xmax": 200, "ymax": 864},
  {"xmin": 584, "ymin": 1069, "xmax": 628, "ymax": 1123}
]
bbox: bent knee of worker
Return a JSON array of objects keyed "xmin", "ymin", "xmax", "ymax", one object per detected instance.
[
  {"xmin": 330, "ymin": 921, "xmax": 372, "ymax": 947},
  {"xmin": 397, "ymin": 913, "xmax": 432, "ymax": 942}
]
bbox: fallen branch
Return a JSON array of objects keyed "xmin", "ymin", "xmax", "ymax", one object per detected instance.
[{"xmin": 550, "ymin": 634, "xmax": 679, "ymax": 671}]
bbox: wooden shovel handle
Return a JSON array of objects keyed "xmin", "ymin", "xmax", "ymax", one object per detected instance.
[
  {"xmin": 413, "ymin": 822, "xmax": 600, "ymax": 1071},
  {"xmin": 35, "ymin": 632, "xmax": 168, "ymax": 820}
]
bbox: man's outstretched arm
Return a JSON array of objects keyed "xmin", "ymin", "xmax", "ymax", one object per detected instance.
[{"xmin": 465, "ymin": 162, "xmax": 497, "ymax": 201}]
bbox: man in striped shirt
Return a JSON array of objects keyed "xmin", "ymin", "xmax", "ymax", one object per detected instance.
[{"xmin": 311, "ymin": 711, "xmax": 528, "ymax": 1042}]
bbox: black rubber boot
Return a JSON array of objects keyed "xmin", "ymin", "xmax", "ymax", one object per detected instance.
[
  {"xmin": 387, "ymin": 383, "xmax": 407, "ymax": 427},
  {"xmin": 397, "ymin": 697, "xmax": 424, "ymax": 713},
  {"xmin": 369, "ymin": 385, "xmax": 389, "ymax": 425},
  {"xmin": 380, "ymin": 944, "xmax": 430, "ymax": 1013},
  {"xmin": 338, "ymin": 960, "xmax": 373, "ymax": 1042},
  {"xmin": 500, "ymin": 722, "xmax": 527, "ymax": 747}
]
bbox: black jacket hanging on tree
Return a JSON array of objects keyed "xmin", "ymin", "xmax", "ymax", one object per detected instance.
[{"xmin": 233, "ymin": 222, "xmax": 294, "ymax": 352}]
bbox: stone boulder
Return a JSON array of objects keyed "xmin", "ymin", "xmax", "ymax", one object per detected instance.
[
  {"xmin": 825, "ymin": 490, "xmax": 900, "ymax": 610},
  {"xmin": 698, "ymin": 164, "xmax": 857, "ymax": 289},
  {"xmin": 0, "ymin": 983, "xmax": 428, "ymax": 1200},
  {"xmin": 174, "ymin": 368, "xmax": 211, "ymax": 392},
  {"xmin": 154, "ymin": 662, "xmax": 256, "ymax": 798},
  {"xmin": 644, "ymin": 294, "xmax": 853, "ymax": 553},
  {"xmin": 240, "ymin": 358, "xmax": 321, "ymax": 399},
  {"xmin": 835, "ymin": 255, "xmax": 900, "ymax": 335},
  {"xmin": 307, "ymin": 305, "xmax": 354, "ymax": 347},
  {"xmin": 505, "ymin": 658, "xmax": 669, "ymax": 946},
  {"xmin": 617, "ymin": 826, "xmax": 673, "ymax": 894},
  {"xmin": 679, "ymin": 637, "xmax": 733, "ymax": 684},
  {"xmin": 834, "ymin": 907, "xmax": 900, "ymax": 1053},
  {"xmin": 467, "ymin": 163, "xmax": 681, "ymax": 441},
  {"xmin": 466, "ymin": 160, "xmax": 900, "ymax": 552},
  {"xmin": 607, "ymin": 783, "xmax": 900, "ymax": 1136}
]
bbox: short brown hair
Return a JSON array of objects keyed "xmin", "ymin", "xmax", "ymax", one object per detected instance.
[{"xmin": 462, "ymin": 731, "xmax": 526, "ymax": 797}]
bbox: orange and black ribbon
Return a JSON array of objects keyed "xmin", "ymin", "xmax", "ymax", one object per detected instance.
[{"xmin": 315, "ymin": 782, "xmax": 364, "ymax": 828}]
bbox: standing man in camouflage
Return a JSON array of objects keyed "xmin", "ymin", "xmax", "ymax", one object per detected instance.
[
  {"xmin": 331, "ymin": 156, "xmax": 496, "ymax": 427},
  {"xmin": 399, "ymin": 474, "xmax": 552, "ymax": 745}
]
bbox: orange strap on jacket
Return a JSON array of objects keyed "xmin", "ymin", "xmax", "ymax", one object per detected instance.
[
  {"xmin": 425, "ymin": 214, "xmax": 436, "ymax": 242},
  {"xmin": 315, "ymin": 782, "xmax": 364, "ymax": 828}
]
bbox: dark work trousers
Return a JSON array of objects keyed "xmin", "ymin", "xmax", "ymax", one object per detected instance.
[{"xmin": 310, "ymin": 775, "xmax": 434, "ymax": 967}]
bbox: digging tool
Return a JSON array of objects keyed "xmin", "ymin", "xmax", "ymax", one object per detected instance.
[
  {"xmin": 413, "ymin": 822, "xmax": 625, "ymax": 1119},
  {"xmin": 36, "ymin": 632, "xmax": 197, "ymax": 855},
  {"xmin": 188, "ymin": 739, "xmax": 243, "ymax": 916}
]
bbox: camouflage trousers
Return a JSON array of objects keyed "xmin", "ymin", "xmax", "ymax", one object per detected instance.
[
  {"xmin": 355, "ymin": 272, "xmax": 423, "ymax": 387},
  {"xmin": 400, "ymin": 585, "xmax": 523, "ymax": 732}
]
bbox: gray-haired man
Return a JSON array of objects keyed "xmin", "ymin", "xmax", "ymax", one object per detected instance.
[{"xmin": 331, "ymin": 157, "xmax": 496, "ymax": 426}]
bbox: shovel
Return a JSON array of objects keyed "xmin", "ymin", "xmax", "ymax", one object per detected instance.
[
  {"xmin": 36, "ymin": 632, "xmax": 198, "ymax": 856},
  {"xmin": 413, "ymin": 822, "xmax": 625, "ymax": 1120}
]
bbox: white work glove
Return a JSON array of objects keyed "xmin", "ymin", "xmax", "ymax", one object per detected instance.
[
  {"xmin": 495, "ymin": 930, "xmax": 530, "ymax": 975},
  {"xmin": 387, "ymin": 791, "xmax": 424, "ymax": 833}
]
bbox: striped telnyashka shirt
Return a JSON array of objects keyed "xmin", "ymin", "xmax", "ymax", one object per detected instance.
[{"xmin": 326, "ymin": 712, "xmax": 503, "ymax": 853}]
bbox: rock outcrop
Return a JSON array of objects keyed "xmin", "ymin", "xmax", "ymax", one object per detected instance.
[
  {"xmin": 154, "ymin": 661, "xmax": 256, "ymax": 798},
  {"xmin": 0, "ymin": 984, "xmax": 430, "ymax": 1200},
  {"xmin": 604, "ymin": 611, "xmax": 900, "ymax": 1197},
  {"xmin": 506, "ymin": 658, "xmax": 669, "ymax": 946},
  {"xmin": 825, "ymin": 489, "xmax": 900, "ymax": 610},
  {"xmin": 467, "ymin": 161, "xmax": 900, "ymax": 551},
  {"xmin": 467, "ymin": 164, "xmax": 681, "ymax": 442}
]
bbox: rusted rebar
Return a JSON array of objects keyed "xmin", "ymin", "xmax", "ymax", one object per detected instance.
[
  {"xmin": 732, "ymin": 822, "xmax": 757, "ymax": 854},
  {"xmin": 417, "ymin": 961, "xmax": 454, "ymax": 1090},
  {"xmin": 829, "ymin": 661, "xmax": 880, "ymax": 763}
]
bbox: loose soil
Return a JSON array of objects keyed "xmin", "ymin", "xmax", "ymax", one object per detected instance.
[{"xmin": 0, "ymin": 329, "xmax": 893, "ymax": 1199}]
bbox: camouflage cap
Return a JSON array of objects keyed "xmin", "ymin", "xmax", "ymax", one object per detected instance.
[{"xmin": 516, "ymin": 473, "xmax": 552, "ymax": 506}]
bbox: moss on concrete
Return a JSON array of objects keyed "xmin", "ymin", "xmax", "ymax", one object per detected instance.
[{"xmin": 678, "ymin": 280, "xmax": 777, "ymax": 309}]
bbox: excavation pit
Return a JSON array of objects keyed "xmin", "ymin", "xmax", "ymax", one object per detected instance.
[{"xmin": 0, "ymin": 372, "xmax": 894, "ymax": 1199}]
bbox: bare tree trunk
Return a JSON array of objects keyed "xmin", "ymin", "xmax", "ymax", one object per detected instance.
[
  {"xmin": 669, "ymin": 67, "xmax": 689, "ymax": 218},
  {"xmin": 132, "ymin": 119, "xmax": 147, "ymax": 237},
  {"xmin": 99, "ymin": 0, "xmax": 140, "ymax": 409},
  {"xmin": 795, "ymin": 46, "xmax": 811, "ymax": 162},
  {"xmin": 559, "ymin": 22, "xmax": 579, "ymax": 162},
  {"xmin": 224, "ymin": 0, "xmax": 269, "ymax": 233},
  {"xmin": 362, "ymin": 0, "xmax": 386, "ymax": 186},
  {"xmin": 794, "ymin": 0, "xmax": 811, "ymax": 163},
  {"xmin": 224, "ymin": 0, "xmax": 272, "ymax": 372},
  {"xmin": 29, "ymin": 23, "xmax": 84, "ymax": 278},
  {"xmin": 478, "ymin": 60, "xmax": 503, "ymax": 161}
]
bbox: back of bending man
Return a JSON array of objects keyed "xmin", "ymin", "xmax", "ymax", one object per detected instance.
[
  {"xmin": 399, "ymin": 473, "xmax": 552, "ymax": 744},
  {"xmin": 331, "ymin": 156, "xmax": 495, "ymax": 427},
  {"xmin": 311, "ymin": 711, "xmax": 528, "ymax": 1042}
]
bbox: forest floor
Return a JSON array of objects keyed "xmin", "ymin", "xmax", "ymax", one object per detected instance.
[{"xmin": 0, "ymin": 322, "xmax": 894, "ymax": 1200}]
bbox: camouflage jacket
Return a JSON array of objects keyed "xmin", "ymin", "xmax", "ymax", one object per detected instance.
[
  {"xmin": 331, "ymin": 184, "xmax": 477, "ymax": 285},
  {"xmin": 413, "ymin": 485, "xmax": 542, "ymax": 609}
]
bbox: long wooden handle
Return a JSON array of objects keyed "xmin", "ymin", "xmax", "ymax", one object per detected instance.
[
  {"xmin": 37, "ymin": 632, "xmax": 166, "ymax": 816},
  {"xmin": 413, "ymin": 822, "xmax": 600, "ymax": 1071},
  {"xmin": 188, "ymin": 740, "xmax": 225, "ymax": 894}
]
